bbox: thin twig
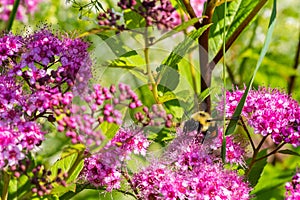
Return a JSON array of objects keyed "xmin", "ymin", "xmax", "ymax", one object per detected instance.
[
  {"xmin": 287, "ymin": 30, "xmax": 300, "ymax": 94},
  {"xmin": 254, "ymin": 142, "xmax": 286, "ymax": 162},
  {"xmin": 240, "ymin": 117, "xmax": 255, "ymax": 151}
]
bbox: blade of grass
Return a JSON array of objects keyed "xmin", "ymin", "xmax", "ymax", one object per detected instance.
[
  {"xmin": 5, "ymin": 0, "xmax": 20, "ymax": 31},
  {"xmin": 224, "ymin": 0, "xmax": 277, "ymax": 136},
  {"xmin": 221, "ymin": 0, "xmax": 228, "ymax": 163}
]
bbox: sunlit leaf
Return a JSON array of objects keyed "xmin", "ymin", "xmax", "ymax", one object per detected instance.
[
  {"xmin": 124, "ymin": 10, "xmax": 146, "ymax": 29},
  {"xmin": 209, "ymin": 0, "xmax": 260, "ymax": 59},
  {"xmin": 158, "ymin": 24, "xmax": 211, "ymax": 93},
  {"xmin": 278, "ymin": 149, "xmax": 300, "ymax": 157},
  {"xmin": 154, "ymin": 18, "xmax": 202, "ymax": 44},
  {"xmin": 247, "ymin": 149, "xmax": 268, "ymax": 187}
]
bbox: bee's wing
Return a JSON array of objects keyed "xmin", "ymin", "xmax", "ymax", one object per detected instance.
[{"xmin": 183, "ymin": 119, "xmax": 202, "ymax": 134}]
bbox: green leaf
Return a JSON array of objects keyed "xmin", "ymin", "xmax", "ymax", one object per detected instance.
[
  {"xmin": 50, "ymin": 153, "xmax": 84, "ymax": 196},
  {"xmin": 124, "ymin": 10, "xmax": 146, "ymax": 29},
  {"xmin": 209, "ymin": 0, "xmax": 260, "ymax": 58},
  {"xmin": 96, "ymin": 1, "xmax": 105, "ymax": 12},
  {"xmin": 163, "ymin": 98, "xmax": 184, "ymax": 120},
  {"xmin": 252, "ymin": 182, "xmax": 285, "ymax": 200},
  {"xmin": 161, "ymin": 24, "xmax": 211, "ymax": 69},
  {"xmin": 96, "ymin": 33, "xmax": 132, "ymax": 57},
  {"xmin": 247, "ymin": 149, "xmax": 268, "ymax": 187},
  {"xmin": 96, "ymin": 33, "xmax": 147, "ymax": 83},
  {"xmin": 153, "ymin": 127, "xmax": 176, "ymax": 144},
  {"xmin": 135, "ymin": 84, "xmax": 157, "ymax": 107},
  {"xmin": 198, "ymin": 88, "xmax": 211, "ymax": 103},
  {"xmin": 61, "ymin": 144, "xmax": 86, "ymax": 159},
  {"xmin": 157, "ymin": 91, "xmax": 178, "ymax": 103},
  {"xmin": 157, "ymin": 65, "xmax": 180, "ymax": 93},
  {"xmin": 154, "ymin": 18, "xmax": 202, "ymax": 44},
  {"xmin": 157, "ymin": 24, "xmax": 211, "ymax": 93},
  {"xmin": 278, "ymin": 149, "xmax": 300, "ymax": 157},
  {"xmin": 250, "ymin": 163, "xmax": 295, "ymax": 199},
  {"xmin": 100, "ymin": 122, "xmax": 120, "ymax": 140},
  {"xmin": 106, "ymin": 50, "xmax": 147, "ymax": 83},
  {"xmin": 225, "ymin": 0, "xmax": 277, "ymax": 136}
]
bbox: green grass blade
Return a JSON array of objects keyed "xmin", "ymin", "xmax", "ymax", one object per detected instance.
[{"xmin": 225, "ymin": 0, "xmax": 277, "ymax": 136}]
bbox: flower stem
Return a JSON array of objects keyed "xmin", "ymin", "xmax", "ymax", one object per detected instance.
[
  {"xmin": 254, "ymin": 142, "xmax": 286, "ymax": 162},
  {"xmin": 5, "ymin": 0, "xmax": 20, "ymax": 32},
  {"xmin": 1, "ymin": 170, "xmax": 10, "ymax": 200},
  {"xmin": 245, "ymin": 135, "xmax": 268, "ymax": 176},
  {"xmin": 121, "ymin": 169, "xmax": 139, "ymax": 199},
  {"xmin": 198, "ymin": 0, "xmax": 217, "ymax": 112},
  {"xmin": 240, "ymin": 117, "xmax": 255, "ymax": 151},
  {"xmin": 144, "ymin": 28, "xmax": 159, "ymax": 103}
]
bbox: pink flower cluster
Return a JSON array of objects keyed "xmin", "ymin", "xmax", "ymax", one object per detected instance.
[
  {"xmin": 0, "ymin": 33, "xmax": 23, "ymax": 65},
  {"xmin": 130, "ymin": 128, "xmax": 251, "ymax": 199},
  {"xmin": 209, "ymin": 128, "xmax": 247, "ymax": 166},
  {"xmin": 135, "ymin": 104, "xmax": 174, "ymax": 128},
  {"xmin": 132, "ymin": 161, "xmax": 251, "ymax": 200},
  {"xmin": 0, "ymin": 0, "xmax": 43, "ymax": 22},
  {"xmin": 0, "ymin": 29, "xmax": 92, "ymax": 169},
  {"xmin": 98, "ymin": 0, "xmax": 178, "ymax": 30},
  {"xmin": 168, "ymin": 127, "xmax": 246, "ymax": 166},
  {"xmin": 12, "ymin": 29, "xmax": 91, "ymax": 94},
  {"xmin": 223, "ymin": 135, "xmax": 246, "ymax": 165},
  {"xmin": 81, "ymin": 128, "xmax": 149, "ymax": 191},
  {"xmin": 56, "ymin": 83, "xmax": 143, "ymax": 147},
  {"xmin": 218, "ymin": 87, "xmax": 300, "ymax": 147},
  {"xmin": 1, "ymin": 28, "xmax": 92, "ymax": 109},
  {"xmin": 285, "ymin": 172, "xmax": 300, "ymax": 200},
  {"xmin": 0, "ymin": 75, "xmax": 45, "ymax": 169}
]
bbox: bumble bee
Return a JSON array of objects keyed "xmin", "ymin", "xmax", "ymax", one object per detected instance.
[{"xmin": 183, "ymin": 111, "xmax": 218, "ymax": 143}]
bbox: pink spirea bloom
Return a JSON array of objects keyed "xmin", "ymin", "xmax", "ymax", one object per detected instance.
[
  {"xmin": 218, "ymin": 87, "xmax": 300, "ymax": 147},
  {"xmin": 0, "ymin": 0, "xmax": 43, "ymax": 22},
  {"xmin": 0, "ymin": 33, "xmax": 23, "ymax": 65},
  {"xmin": 0, "ymin": 76, "xmax": 45, "ymax": 169},
  {"xmin": 0, "ymin": 117, "xmax": 44, "ymax": 169},
  {"xmin": 81, "ymin": 127, "xmax": 149, "ymax": 191},
  {"xmin": 210, "ymin": 128, "xmax": 247, "ymax": 166},
  {"xmin": 0, "ymin": 29, "xmax": 92, "ymax": 169},
  {"xmin": 224, "ymin": 135, "xmax": 246, "ymax": 165},
  {"xmin": 131, "ymin": 129, "xmax": 251, "ymax": 199},
  {"xmin": 99, "ymin": 0, "xmax": 178, "ymax": 30},
  {"xmin": 15, "ymin": 29, "xmax": 92, "ymax": 94},
  {"xmin": 56, "ymin": 83, "xmax": 143, "ymax": 147},
  {"xmin": 132, "ymin": 162, "xmax": 251, "ymax": 200},
  {"xmin": 285, "ymin": 172, "xmax": 300, "ymax": 200}
]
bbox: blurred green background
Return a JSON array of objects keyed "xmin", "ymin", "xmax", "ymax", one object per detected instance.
[{"xmin": 4, "ymin": 0, "xmax": 300, "ymax": 199}]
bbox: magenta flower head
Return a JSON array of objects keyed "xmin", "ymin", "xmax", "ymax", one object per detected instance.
[
  {"xmin": 80, "ymin": 127, "xmax": 149, "ymax": 191},
  {"xmin": 132, "ymin": 161, "xmax": 251, "ymax": 199},
  {"xmin": 218, "ymin": 87, "xmax": 300, "ymax": 147},
  {"xmin": 0, "ymin": 29, "xmax": 92, "ymax": 170},
  {"xmin": 0, "ymin": 33, "xmax": 23, "ymax": 65},
  {"xmin": 285, "ymin": 172, "xmax": 300, "ymax": 200},
  {"xmin": 4, "ymin": 29, "xmax": 91, "ymax": 98},
  {"xmin": 98, "ymin": 0, "xmax": 178, "ymax": 31},
  {"xmin": 132, "ymin": 129, "xmax": 251, "ymax": 199},
  {"xmin": 56, "ymin": 83, "xmax": 144, "ymax": 147},
  {"xmin": 0, "ymin": 116, "xmax": 45, "ymax": 170}
]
